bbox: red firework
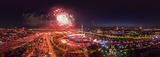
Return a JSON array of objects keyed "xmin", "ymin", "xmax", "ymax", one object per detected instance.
[{"xmin": 53, "ymin": 8, "xmax": 75, "ymax": 29}]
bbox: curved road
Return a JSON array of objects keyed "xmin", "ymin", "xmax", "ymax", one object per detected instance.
[{"xmin": 45, "ymin": 33, "xmax": 56, "ymax": 57}]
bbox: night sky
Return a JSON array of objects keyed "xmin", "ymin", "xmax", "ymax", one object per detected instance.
[{"xmin": 0, "ymin": 0, "xmax": 160, "ymax": 28}]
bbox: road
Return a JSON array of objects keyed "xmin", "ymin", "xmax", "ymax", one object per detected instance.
[
  {"xmin": 0, "ymin": 33, "xmax": 40, "ymax": 53},
  {"xmin": 45, "ymin": 33, "xmax": 57, "ymax": 57}
]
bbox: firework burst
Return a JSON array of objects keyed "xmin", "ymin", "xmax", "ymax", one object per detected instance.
[{"xmin": 53, "ymin": 8, "xmax": 75, "ymax": 29}]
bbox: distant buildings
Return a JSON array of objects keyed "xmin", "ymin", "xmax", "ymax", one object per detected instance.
[{"xmin": 85, "ymin": 27, "xmax": 160, "ymax": 36}]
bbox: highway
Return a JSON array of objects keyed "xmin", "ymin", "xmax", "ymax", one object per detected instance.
[
  {"xmin": 0, "ymin": 33, "xmax": 40, "ymax": 53},
  {"xmin": 45, "ymin": 33, "xmax": 57, "ymax": 57}
]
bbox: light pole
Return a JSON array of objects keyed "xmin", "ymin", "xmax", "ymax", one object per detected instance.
[
  {"xmin": 81, "ymin": 24, "xmax": 89, "ymax": 57},
  {"xmin": 81, "ymin": 24, "xmax": 85, "ymax": 48},
  {"xmin": 81, "ymin": 24, "xmax": 83, "ymax": 34}
]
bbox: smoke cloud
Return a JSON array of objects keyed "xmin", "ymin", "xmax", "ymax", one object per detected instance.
[{"xmin": 22, "ymin": 12, "xmax": 53, "ymax": 26}]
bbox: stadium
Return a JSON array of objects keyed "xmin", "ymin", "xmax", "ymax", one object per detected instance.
[{"xmin": 60, "ymin": 34, "xmax": 98, "ymax": 47}]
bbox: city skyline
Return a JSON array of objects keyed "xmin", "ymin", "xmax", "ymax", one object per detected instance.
[{"xmin": 1, "ymin": 0, "xmax": 160, "ymax": 57}]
